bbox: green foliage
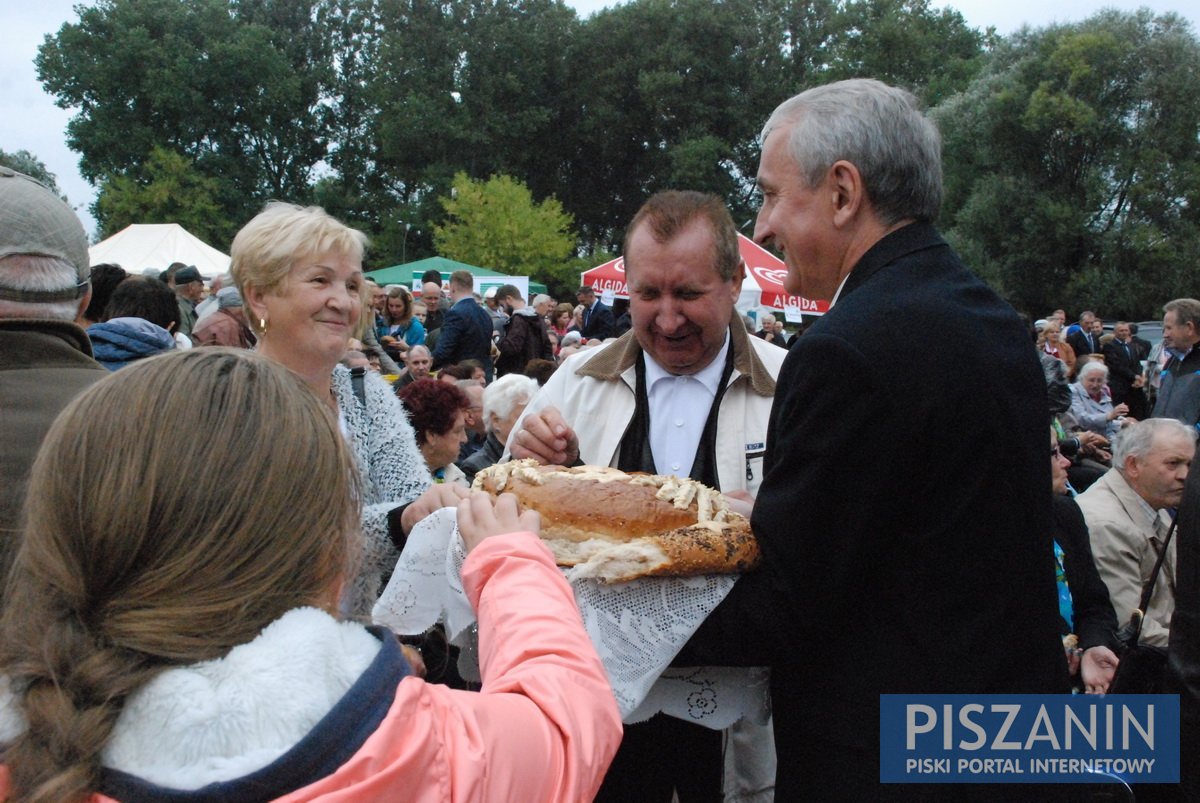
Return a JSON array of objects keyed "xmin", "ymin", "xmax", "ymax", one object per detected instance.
[
  {"xmin": 37, "ymin": 0, "xmax": 332, "ymax": 229},
  {"xmin": 936, "ymin": 9, "xmax": 1200, "ymax": 318},
  {"xmin": 94, "ymin": 146, "xmax": 233, "ymax": 245},
  {"xmin": 434, "ymin": 173, "xmax": 577, "ymax": 289},
  {"xmin": 0, "ymin": 149, "xmax": 64, "ymax": 198}
]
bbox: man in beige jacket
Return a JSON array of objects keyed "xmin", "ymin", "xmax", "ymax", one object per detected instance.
[{"xmin": 1077, "ymin": 417, "xmax": 1197, "ymax": 647}]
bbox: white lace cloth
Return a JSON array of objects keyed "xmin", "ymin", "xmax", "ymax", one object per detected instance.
[{"xmin": 373, "ymin": 508, "xmax": 771, "ymax": 726}]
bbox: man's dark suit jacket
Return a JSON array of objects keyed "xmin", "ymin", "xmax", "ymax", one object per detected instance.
[
  {"xmin": 1067, "ymin": 328, "xmax": 1102, "ymax": 358},
  {"xmin": 1167, "ymin": 463, "xmax": 1200, "ymax": 798},
  {"xmin": 581, "ymin": 300, "xmax": 616, "ymax": 341},
  {"xmin": 679, "ymin": 222, "xmax": 1069, "ymax": 797},
  {"xmin": 1102, "ymin": 337, "xmax": 1143, "ymax": 404},
  {"xmin": 430, "ymin": 296, "xmax": 495, "ymax": 381}
]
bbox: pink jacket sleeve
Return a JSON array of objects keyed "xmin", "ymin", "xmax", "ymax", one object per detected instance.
[{"xmin": 278, "ymin": 532, "xmax": 622, "ymax": 803}]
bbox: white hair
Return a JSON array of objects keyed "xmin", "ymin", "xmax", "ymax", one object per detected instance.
[
  {"xmin": 483, "ymin": 374, "xmax": 539, "ymax": 426},
  {"xmin": 1076, "ymin": 362, "xmax": 1108, "ymax": 382},
  {"xmin": 1113, "ymin": 418, "xmax": 1197, "ymax": 467},
  {"xmin": 0, "ymin": 254, "xmax": 84, "ymax": 321}
]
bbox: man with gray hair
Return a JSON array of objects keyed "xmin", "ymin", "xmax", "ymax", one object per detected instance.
[
  {"xmin": 1078, "ymin": 418, "xmax": 1196, "ymax": 651},
  {"xmin": 1153, "ymin": 297, "xmax": 1200, "ymax": 428},
  {"xmin": 0, "ymin": 167, "xmax": 107, "ymax": 581},
  {"xmin": 674, "ymin": 79, "xmax": 1068, "ymax": 795}
]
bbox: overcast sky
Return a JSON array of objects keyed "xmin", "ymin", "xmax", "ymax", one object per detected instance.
[{"xmin": 4, "ymin": 0, "xmax": 1196, "ymax": 240}]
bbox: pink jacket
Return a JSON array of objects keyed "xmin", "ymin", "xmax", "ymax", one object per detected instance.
[{"xmin": 1, "ymin": 533, "xmax": 622, "ymax": 802}]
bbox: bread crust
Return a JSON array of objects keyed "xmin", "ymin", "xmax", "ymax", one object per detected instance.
[{"xmin": 472, "ymin": 460, "xmax": 760, "ymax": 582}]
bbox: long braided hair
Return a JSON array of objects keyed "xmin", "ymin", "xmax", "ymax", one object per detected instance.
[{"xmin": 0, "ymin": 348, "xmax": 361, "ymax": 801}]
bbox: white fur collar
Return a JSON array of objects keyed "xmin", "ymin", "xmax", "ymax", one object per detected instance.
[{"xmin": 1, "ymin": 608, "xmax": 381, "ymax": 790}]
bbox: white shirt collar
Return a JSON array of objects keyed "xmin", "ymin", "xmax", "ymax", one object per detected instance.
[
  {"xmin": 828, "ymin": 272, "xmax": 853, "ymax": 309},
  {"xmin": 642, "ymin": 331, "xmax": 730, "ymax": 392}
]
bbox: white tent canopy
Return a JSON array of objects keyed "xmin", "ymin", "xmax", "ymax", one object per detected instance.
[{"xmin": 88, "ymin": 224, "xmax": 230, "ymax": 279}]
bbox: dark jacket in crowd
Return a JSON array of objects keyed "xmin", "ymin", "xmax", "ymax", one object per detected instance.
[
  {"xmin": 1153, "ymin": 347, "xmax": 1200, "ymax": 427},
  {"xmin": 581, "ymin": 300, "xmax": 616, "ymax": 341},
  {"xmin": 431, "ymin": 296, "xmax": 495, "ymax": 382},
  {"xmin": 495, "ymin": 309, "xmax": 552, "ymax": 377}
]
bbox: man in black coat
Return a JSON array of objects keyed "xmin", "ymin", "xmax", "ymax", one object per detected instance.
[
  {"xmin": 1167, "ymin": 461, "xmax": 1200, "ymax": 799},
  {"xmin": 677, "ymin": 79, "xmax": 1069, "ymax": 798},
  {"xmin": 577, "ymin": 285, "xmax": 616, "ymax": 340},
  {"xmin": 430, "ymin": 269, "xmax": 495, "ymax": 382},
  {"xmin": 1067, "ymin": 311, "xmax": 1103, "ymax": 358},
  {"xmin": 1103, "ymin": 320, "xmax": 1149, "ymax": 419}
]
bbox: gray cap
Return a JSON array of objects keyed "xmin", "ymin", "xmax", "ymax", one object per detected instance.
[
  {"xmin": 216, "ymin": 286, "xmax": 243, "ymax": 309},
  {"xmin": 0, "ymin": 167, "xmax": 89, "ymax": 300}
]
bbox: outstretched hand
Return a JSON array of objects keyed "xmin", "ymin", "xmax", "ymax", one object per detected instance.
[
  {"xmin": 457, "ymin": 492, "xmax": 540, "ymax": 553},
  {"xmin": 400, "ymin": 483, "xmax": 472, "ymax": 536}
]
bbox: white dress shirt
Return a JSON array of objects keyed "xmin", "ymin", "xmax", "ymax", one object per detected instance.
[{"xmin": 644, "ymin": 333, "xmax": 731, "ymax": 477}]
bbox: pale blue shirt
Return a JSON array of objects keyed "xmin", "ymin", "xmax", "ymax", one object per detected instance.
[{"xmin": 644, "ymin": 333, "xmax": 731, "ymax": 477}]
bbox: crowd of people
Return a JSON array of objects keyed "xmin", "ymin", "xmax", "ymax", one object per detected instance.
[{"xmin": 3, "ymin": 77, "xmax": 1200, "ymax": 802}]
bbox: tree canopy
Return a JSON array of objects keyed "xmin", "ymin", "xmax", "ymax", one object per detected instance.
[
  {"xmin": 35, "ymin": 0, "xmax": 1198, "ymax": 312},
  {"xmin": 936, "ymin": 9, "xmax": 1200, "ymax": 318}
]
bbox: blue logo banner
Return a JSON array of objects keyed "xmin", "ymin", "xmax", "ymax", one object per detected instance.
[{"xmin": 880, "ymin": 694, "xmax": 1179, "ymax": 784}]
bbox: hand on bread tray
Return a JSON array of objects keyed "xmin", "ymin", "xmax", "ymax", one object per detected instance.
[{"xmin": 401, "ymin": 483, "xmax": 472, "ymax": 536}]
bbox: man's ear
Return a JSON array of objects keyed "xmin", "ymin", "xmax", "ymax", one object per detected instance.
[
  {"xmin": 829, "ymin": 160, "xmax": 866, "ymax": 229},
  {"xmin": 729, "ymin": 259, "xmax": 746, "ymax": 304},
  {"xmin": 75, "ymin": 286, "xmax": 93, "ymax": 319}
]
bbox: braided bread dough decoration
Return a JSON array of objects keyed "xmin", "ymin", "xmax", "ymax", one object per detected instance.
[{"xmin": 473, "ymin": 460, "xmax": 760, "ymax": 583}]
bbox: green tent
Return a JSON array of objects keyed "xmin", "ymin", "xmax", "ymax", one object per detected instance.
[{"xmin": 366, "ymin": 256, "xmax": 547, "ymax": 295}]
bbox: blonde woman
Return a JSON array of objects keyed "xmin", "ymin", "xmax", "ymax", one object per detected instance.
[
  {"xmin": 0, "ymin": 349, "xmax": 621, "ymax": 802},
  {"xmin": 231, "ymin": 202, "xmax": 463, "ymax": 616},
  {"xmin": 1038, "ymin": 321, "xmax": 1077, "ymax": 379}
]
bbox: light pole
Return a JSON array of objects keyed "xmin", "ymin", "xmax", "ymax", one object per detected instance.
[{"xmin": 401, "ymin": 222, "xmax": 411, "ymax": 264}]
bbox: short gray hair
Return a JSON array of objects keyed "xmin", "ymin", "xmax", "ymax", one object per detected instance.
[
  {"xmin": 1113, "ymin": 418, "xmax": 1197, "ymax": 467},
  {"xmin": 1164, "ymin": 298, "xmax": 1200, "ymax": 331},
  {"xmin": 483, "ymin": 374, "xmax": 539, "ymax": 426},
  {"xmin": 762, "ymin": 78, "xmax": 942, "ymax": 225},
  {"xmin": 0, "ymin": 254, "xmax": 84, "ymax": 321}
]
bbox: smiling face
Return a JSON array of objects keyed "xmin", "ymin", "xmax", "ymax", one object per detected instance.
[
  {"xmin": 625, "ymin": 218, "xmax": 741, "ymax": 376},
  {"xmin": 753, "ymin": 124, "xmax": 847, "ymax": 301},
  {"xmin": 246, "ymin": 251, "xmax": 363, "ymax": 378}
]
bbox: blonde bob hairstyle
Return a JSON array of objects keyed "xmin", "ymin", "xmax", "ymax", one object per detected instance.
[
  {"xmin": 231, "ymin": 202, "xmax": 370, "ymax": 334},
  {"xmin": 0, "ymin": 348, "xmax": 361, "ymax": 803}
]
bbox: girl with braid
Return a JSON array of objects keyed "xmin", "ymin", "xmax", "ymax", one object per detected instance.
[{"xmin": 0, "ymin": 348, "xmax": 619, "ymax": 802}]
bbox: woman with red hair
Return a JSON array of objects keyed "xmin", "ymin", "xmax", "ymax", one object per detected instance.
[{"xmin": 397, "ymin": 379, "xmax": 471, "ymax": 486}]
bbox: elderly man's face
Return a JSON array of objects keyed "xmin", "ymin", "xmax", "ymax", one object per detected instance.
[
  {"xmin": 407, "ymin": 348, "xmax": 432, "ymax": 378},
  {"xmin": 1114, "ymin": 323, "xmax": 1131, "ymax": 341},
  {"xmin": 1128, "ymin": 430, "xmax": 1195, "ymax": 509},
  {"xmin": 626, "ymin": 218, "xmax": 740, "ymax": 376},
  {"xmin": 754, "ymin": 124, "xmax": 844, "ymax": 301},
  {"xmin": 1163, "ymin": 310, "xmax": 1199, "ymax": 351}
]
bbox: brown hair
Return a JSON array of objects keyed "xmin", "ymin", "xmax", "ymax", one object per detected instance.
[
  {"xmin": 624, "ymin": 190, "xmax": 741, "ymax": 281},
  {"xmin": 383, "ymin": 285, "xmax": 414, "ymax": 327},
  {"xmin": 0, "ymin": 348, "xmax": 361, "ymax": 802}
]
